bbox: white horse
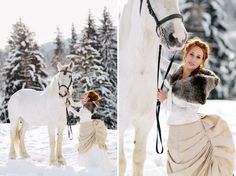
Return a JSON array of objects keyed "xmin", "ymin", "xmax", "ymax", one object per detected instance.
[
  {"xmin": 8, "ymin": 62, "xmax": 74, "ymax": 165},
  {"xmin": 119, "ymin": 0, "xmax": 187, "ymax": 175}
]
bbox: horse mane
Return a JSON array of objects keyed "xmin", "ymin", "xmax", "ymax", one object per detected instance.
[
  {"xmin": 119, "ymin": 0, "xmax": 134, "ymax": 49},
  {"xmin": 43, "ymin": 73, "xmax": 59, "ymax": 95}
]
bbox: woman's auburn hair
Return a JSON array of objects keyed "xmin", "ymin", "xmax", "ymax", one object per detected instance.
[
  {"xmin": 183, "ymin": 37, "xmax": 210, "ymax": 68},
  {"xmin": 83, "ymin": 90, "xmax": 101, "ymax": 103}
]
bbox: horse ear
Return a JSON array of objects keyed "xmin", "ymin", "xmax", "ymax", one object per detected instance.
[
  {"xmin": 57, "ymin": 62, "xmax": 62, "ymax": 71},
  {"xmin": 69, "ymin": 62, "xmax": 74, "ymax": 70}
]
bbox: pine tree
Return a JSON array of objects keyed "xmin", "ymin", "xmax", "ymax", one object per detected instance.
[
  {"xmin": 69, "ymin": 11, "xmax": 116, "ymax": 128},
  {"xmin": 69, "ymin": 23, "xmax": 77, "ymax": 55},
  {"xmin": 0, "ymin": 50, "xmax": 7, "ymax": 94},
  {"xmin": 51, "ymin": 27, "xmax": 66, "ymax": 73},
  {"xmin": 82, "ymin": 10, "xmax": 100, "ymax": 51},
  {"xmin": 180, "ymin": 0, "xmax": 236, "ymax": 99},
  {"xmin": 72, "ymin": 11, "xmax": 100, "ymax": 99},
  {"xmin": 0, "ymin": 20, "xmax": 48, "ymax": 122},
  {"xmin": 97, "ymin": 7, "xmax": 117, "ymax": 129}
]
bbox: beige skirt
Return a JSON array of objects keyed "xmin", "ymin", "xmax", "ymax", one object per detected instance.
[
  {"xmin": 167, "ymin": 115, "xmax": 235, "ymax": 176},
  {"xmin": 78, "ymin": 119, "xmax": 107, "ymax": 154}
]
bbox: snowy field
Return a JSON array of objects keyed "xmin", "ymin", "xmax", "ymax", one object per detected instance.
[
  {"xmin": 123, "ymin": 100, "xmax": 236, "ymax": 176},
  {"xmin": 0, "ymin": 125, "xmax": 117, "ymax": 176}
]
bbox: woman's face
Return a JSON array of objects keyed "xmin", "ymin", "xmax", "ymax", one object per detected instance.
[
  {"xmin": 183, "ymin": 46, "xmax": 204, "ymax": 71},
  {"xmin": 83, "ymin": 95, "xmax": 88, "ymax": 104}
]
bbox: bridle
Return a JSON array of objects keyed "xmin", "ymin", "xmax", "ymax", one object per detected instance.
[
  {"xmin": 139, "ymin": 0, "xmax": 183, "ymax": 33},
  {"xmin": 58, "ymin": 68, "xmax": 73, "ymax": 98},
  {"xmin": 58, "ymin": 67, "xmax": 74, "ymax": 140},
  {"xmin": 140, "ymin": 0, "xmax": 182, "ymax": 154}
]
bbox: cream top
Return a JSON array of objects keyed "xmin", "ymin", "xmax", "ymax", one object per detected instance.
[{"xmin": 160, "ymin": 56, "xmax": 201, "ymax": 125}]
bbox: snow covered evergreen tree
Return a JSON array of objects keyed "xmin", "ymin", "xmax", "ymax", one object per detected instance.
[
  {"xmin": 69, "ymin": 11, "xmax": 116, "ymax": 129},
  {"xmin": 0, "ymin": 50, "xmax": 7, "ymax": 94},
  {"xmin": 180, "ymin": 0, "xmax": 236, "ymax": 99},
  {"xmin": 69, "ymin": 23, "xmax": 77, "ymax": 55},
  {"xmin": 0, "ymin": 49, "xmax": 6, "ymax": 66},
  {"xmin": 51, "ymin": 27, "xmax": 66, "ymax": 73},
  {"xmin": 97, "ymin": 7, "xmax": 117, "ymax": 128},
  {"xmin": 0, "ymin": 20, "xmax": 48, "ymax": 123},
  {"xmin": 71, "ymin": 11, "xmax": 100, "ymax": 98}
]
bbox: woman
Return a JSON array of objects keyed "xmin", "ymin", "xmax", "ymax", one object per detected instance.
[
  {"xmin": 66, "ymin": 91, "xmax": 114, "ymax": 174},
  {"xmin": 157, "ymin": 38, "xmax": 235, "ymax": 176}
]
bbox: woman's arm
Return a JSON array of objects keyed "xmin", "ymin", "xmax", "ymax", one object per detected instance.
[
  {"xmin": 66, "ymin": 104, "xmax": 81, "ymax": 116},
  {"xmin": 70, "ymin": 100, "xmax": 83, "ymax": 107},
  {"xmin": 67, "ymin": 97, "xmax": 83, "ymax": 108}
]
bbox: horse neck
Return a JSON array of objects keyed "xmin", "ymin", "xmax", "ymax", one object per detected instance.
[
  {"xmin": 120, "ymin": 0, "xmax": 159, "ymax": 64},
  {"xmin": 44, "ymin": 73, "xmax": 59, "ymax": 97}
]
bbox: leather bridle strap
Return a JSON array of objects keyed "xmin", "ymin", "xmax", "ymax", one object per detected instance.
[
  {"xmin": 60, "ymin": 67, "xmax": 72, "ymax": 75},
  {"xmin": 58, "ymin": 70, "xmax": 73, "ymax": 98},
  {"xmin": 140, "ymin": 0, "xmax": 183, "ymax": 30},
  {"xmin": 156, "ymin": 45, "xmax": 176, "ymax": 154},
  {"xmin": 66, "ymin": 98, "xmax": 73, "ymax": 140},
  {"xmin": 139, "ymin": 0, "xmax": 179, "ymax": 154},
  {"xmin": 140, "ymin": 0, "xmax": 143, "ymax": 15}
]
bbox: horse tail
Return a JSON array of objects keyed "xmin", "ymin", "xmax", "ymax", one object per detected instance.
[{"xmin": 14, "ymin": 119, "xmax": 22, "ymax": 148}]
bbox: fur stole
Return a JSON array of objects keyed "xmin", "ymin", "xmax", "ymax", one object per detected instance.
[{"xmin": 169, "ymin": 66, "xmax": 220, "ymax": 104}]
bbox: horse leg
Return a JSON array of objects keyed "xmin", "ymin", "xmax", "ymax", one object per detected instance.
[
  {"xmin": 119, "ymin": 129, "xmax": 126, "ymax": 176},
  {"xmin": 48, "ymin": 127, "xmax": 57, "ymax": 165},
  {"xmin": 133, "ymin": 118, "xmax": 154, "ymax": 176},
  {"xmin": 9, "ymin": 120, "xmax": 19, "ymax": 159},
  {"xmin": 19, "ymin": 121, "xmax": 30, "ymax": 158},
  {"xmin": 56, "ymin": 127, "xmax": 66, "ymax": 165}
]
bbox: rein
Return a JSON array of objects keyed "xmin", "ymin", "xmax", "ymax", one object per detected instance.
[
  {"xmin": 66, "ymin": 98, "xmax": 73, "ymax": 140},
  {"xmin": 139, "ymin": 0, "xmax": 180, "ymax": 154},
  {"xmin": 156, "ymin": 45, "xmax": 176, "ymax": 154},
  {"xmin": 57, "ymin": 68, "xmax": 74, "ymax": 139}
]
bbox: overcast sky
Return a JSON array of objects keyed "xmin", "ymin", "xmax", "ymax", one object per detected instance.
[{"xmin": 0, "ymin": 0, "xmax": 117, "ymax": 49}]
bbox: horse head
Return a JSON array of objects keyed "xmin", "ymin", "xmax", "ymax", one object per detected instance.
[
  {"xmin": 57, "ymin": 62, "xmax": 74, "ymax": 98},
  {"xmin": 140, "ymin": 0, "xmax": 187, "ymax": 50}
]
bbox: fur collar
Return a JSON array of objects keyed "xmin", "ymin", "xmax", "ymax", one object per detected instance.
[{"xmin": 170, "ymin": 66, "xmax": 220, "ymax": 104}]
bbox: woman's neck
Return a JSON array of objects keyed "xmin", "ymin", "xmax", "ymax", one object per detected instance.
[{"xmin": 182, "ymin": 66, "xmax": 193, "ymax": 79}]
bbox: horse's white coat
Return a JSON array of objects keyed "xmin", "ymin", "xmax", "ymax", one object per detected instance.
[
  {"xmin": 8, "ymin": 63, "xmax": 74, "ymax": 165},
  {"xmin": 119, "ymin": 0, "xmax": 187, "ymax": 175}
]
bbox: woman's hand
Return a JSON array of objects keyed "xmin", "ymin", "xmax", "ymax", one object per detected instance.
[{"xmin": 156, "ymin": 89, "xmax": 167, "ymax": 103}]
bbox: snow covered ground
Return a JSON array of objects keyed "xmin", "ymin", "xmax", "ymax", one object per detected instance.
[
  {"xmin": 0, "ymin": 125, "xmax": 117, "ymax": 176},
  {"xmin": 0, "ymin": 100, "xmax": 235, "ymax": 176},
  {"xmin": 123, "ymin": 100, "xmax": 236, "ymax": 176}
]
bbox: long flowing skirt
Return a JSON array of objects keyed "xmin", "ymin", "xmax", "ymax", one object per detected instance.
[
  {"xmin": 78, "ymin": 144, "xmax": 114, "ymax": 174},
  {"xmin": 167, "ymin": 115, "xmax": 235, "ymax": 176}
]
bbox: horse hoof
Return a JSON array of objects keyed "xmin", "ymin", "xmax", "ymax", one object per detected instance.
[
  {"xmin": 21, "ymin": 153, "xmax": 30, "ymax": 158},
  {"xmin": 58, "ymin": 160, "xmax": 66, "ymax": 165},
  {"xmin": 57, "ymin": 157, "xmax": 66, "ymax": 165},
  {"xmin": 49, "ymin": 160, "xmax": 57, "ymax": 166},
  {"xmin": 9, "ymin": 153, "xmax": 16, "ymax": 160}
]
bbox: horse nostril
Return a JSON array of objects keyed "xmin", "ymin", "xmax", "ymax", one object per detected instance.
[{"xmin": 169, "ymin": 33, "xmax": 177, "ymax": 43}]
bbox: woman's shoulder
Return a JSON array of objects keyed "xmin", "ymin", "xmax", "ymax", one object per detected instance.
[
  {"xmin": 171, "ymin": 67, "xmax": 220, "ymax": 105},
  {"xmin": 198, "ymin": 68, "xmax": 217, "ymax": 77},
  {"xmin": 196, "ymin": 68, "xmax": 220, "ymax": 86}
]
